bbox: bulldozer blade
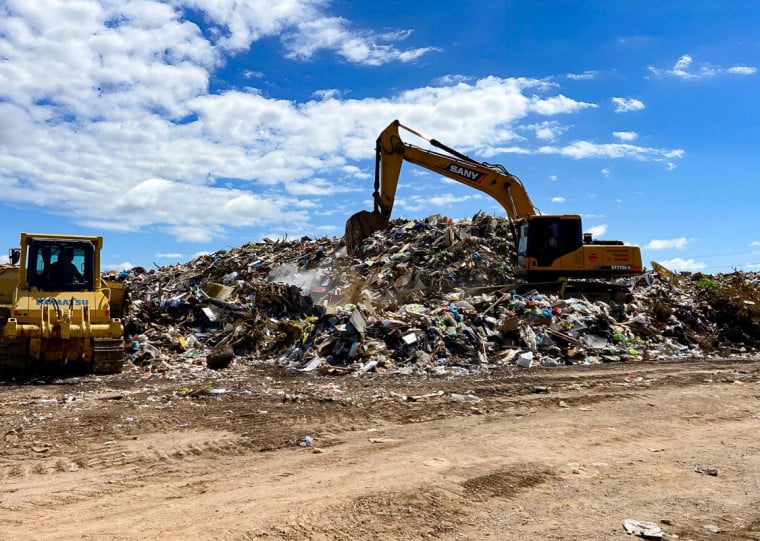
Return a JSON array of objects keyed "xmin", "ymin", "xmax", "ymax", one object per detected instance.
[{"xmin": 345, "ymin": 210, "xmax": 389, "ymax": 255}]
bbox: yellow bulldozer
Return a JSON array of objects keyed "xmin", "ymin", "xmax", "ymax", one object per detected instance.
[{"xmin": 0, "ymin": 233, "xmax": 125, "ymax": 377}]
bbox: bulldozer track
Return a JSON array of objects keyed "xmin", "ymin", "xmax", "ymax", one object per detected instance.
[
  {"xmin": 0, "ymin": 339, "xmax": 29, "ymax": 377},
  {"xmin": 92, "ymin": 338, "xmax": 125, "ymax": 374},
  {"xmin": 0, "ymin": 316, "xmax": 29, "ymax": 377}
]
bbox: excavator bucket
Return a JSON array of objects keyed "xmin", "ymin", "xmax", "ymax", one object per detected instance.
[{"xmin": 344, "ymin": 210, "xmax": 389, "ymax": 255}]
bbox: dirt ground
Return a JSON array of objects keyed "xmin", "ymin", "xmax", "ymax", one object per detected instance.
[{"xmin": 1, "ymin": 357, "xmax": 759, "ymax": 540}]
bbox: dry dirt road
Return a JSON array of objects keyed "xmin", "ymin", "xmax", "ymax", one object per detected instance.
[{"xmin": 1, "ymin": 357, "xmax": 759, "ymax": 540}]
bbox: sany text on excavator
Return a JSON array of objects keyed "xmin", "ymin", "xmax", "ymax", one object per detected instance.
[{"xmin": 345, "ymin": 120, "xmax": 643, "ymax": 283}]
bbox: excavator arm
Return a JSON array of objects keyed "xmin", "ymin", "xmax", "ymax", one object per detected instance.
[{"xmin": 345, "ymin": 120, "xmax": 537, "ymax": 253}]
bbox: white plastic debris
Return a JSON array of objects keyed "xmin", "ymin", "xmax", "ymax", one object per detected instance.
[
  {"xmin": 517, "ymin": 351, "xmax": 534, "ymax": 368},
  {"xmin": 622, "ymin": 518, "xmax": 663, "ymax": 539}
]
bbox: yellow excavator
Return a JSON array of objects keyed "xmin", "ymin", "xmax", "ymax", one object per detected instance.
[
  {"xmin": 345, "ymin": 120, "xmax": 643, "ymax": 283},
  {"xmin": 0, "ymin": 233, "xmax": 125, "ymax": 377}
]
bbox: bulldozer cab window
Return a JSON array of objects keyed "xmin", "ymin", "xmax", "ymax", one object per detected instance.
[{"xmin": 26, "ymin": 240, "xmax": 95, "ymax": 292}]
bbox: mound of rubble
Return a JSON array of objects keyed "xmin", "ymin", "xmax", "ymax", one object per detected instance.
[{"xmin": 112, "ymin": 213, "xmax": 760, "ymax": 376}]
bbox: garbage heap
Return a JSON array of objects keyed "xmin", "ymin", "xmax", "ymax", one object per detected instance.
[{"xmin": 112, "ymin": 213, "xmax": 760, "ymax": 375}]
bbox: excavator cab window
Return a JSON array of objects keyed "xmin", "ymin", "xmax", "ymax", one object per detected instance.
[
  {"xmin": 521, "ymin": 217, "xmax": 582, "ymax": 267},
  {"xmin": 26, "ymin": 239, "xmax": 95, "ymax": 292},
  {"xmin": 516, "ymin": 222, "xmax": 530, "ymax": 268}
]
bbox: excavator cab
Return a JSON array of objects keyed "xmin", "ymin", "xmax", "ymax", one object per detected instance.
[
  {"xmin": 516, "ymin": 215, "xmax": 641, "ymax": 280},
  {"xmin": 517, "ymin": 216, "xmax": 583, "ymax": 270},
  {"xmin": 26, "ymin": 238, "xmax": 95, "ymax": 292}
]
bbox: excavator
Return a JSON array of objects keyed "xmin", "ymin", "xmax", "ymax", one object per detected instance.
[
  {"xmin": 0, "ymin": 233, "xmax": 125, "ymax": 377},
  {"xmin": 345, "ymin": 120, "xmax": 643, "ymax": 286}
]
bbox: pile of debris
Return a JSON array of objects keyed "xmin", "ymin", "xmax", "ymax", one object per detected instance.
[{"xmin": 111, "ymin": 213, "xmax": 760, "ymax": 376}]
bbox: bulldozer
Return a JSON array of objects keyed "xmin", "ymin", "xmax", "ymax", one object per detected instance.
[
  {"xmin": 346, "ymin": 120, "xmax": 643, "ymax": 290},
  {"xmin": 0, "ymin": 233, "xmax": 125, "ymax": 377}
]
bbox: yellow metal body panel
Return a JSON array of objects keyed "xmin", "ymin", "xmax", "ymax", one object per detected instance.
[
  {"xmin": 519, "ymin": 245, "xmax": 643, "ymax": 277},
  {"xmin": 0, "ymin": 265, "xmax": 17, "ymax": 306}
]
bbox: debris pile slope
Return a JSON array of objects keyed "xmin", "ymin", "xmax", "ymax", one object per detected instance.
[{"xmin": 112, "ymin": 213, "xmax": 759, "ymax": 376}]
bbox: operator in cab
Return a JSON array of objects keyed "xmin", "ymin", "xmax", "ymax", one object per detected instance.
[{"xmin": 48, "ymin": 249, "xmax": 83, "ymax": 285}]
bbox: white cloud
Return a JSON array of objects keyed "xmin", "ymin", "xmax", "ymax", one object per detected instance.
[
  {"xmin": 179, "ymin": 0, "xmax": 323, "ymax": 50},
  {"xmin": 538, "ymin": 141, "xmax": 683, "ymax": 161},
  {"xmin": 601, "ymin": 168, "xmax": 610, "ymax": 177},
  {"xmin": 551, "ymin": 196, "xmax": 565, "ymax": 203},
  {"xmin": 526, "ymin": 121, "xmax": 569, "ymax": 141},
  {"xmin": 612, "ymin": 97, "xmax": 645, "ymax": 113},
  {"xmin": 313, "ymin": 89, "xmax": 343, "ymax": 100},
  {"xmin": 422, "ymin": 193, "xmax": 465, "ymax": 207},
  {"xmin": 530, "ymin": 93, "xmax": 597, "ymax": 115},
  {"xmin": 549, "ymin": 175, "xmax": 558, "ymax": 182},
  {"xmin": 103, "ymin": 261, "xmax": 136, "ymax": 272},
  {"xmin": 566, "ymin": 71, "xmax": 597, "ymax": 80},
  {"xmin": 659, "ymin": 257, "xmax": 706, "ymax": 271},
  {"xmin": 103, "ymin": 177, "xmax": 310, "ymax": 241},
  {"xmin": 728, "ymin": 66, "xmax": 757, "ymax": 75},
  {"xmin": 402, "ymin": 192, "xmax": 482, "ymax": 211},
  {"xmin": 432, "ymin": 74, "xmax": 473, "ymax": 85},
  {"xmin": 673, "ymin": 54, "xmax": 694, "ymax": 76},
  {"xmin": 646, "ymin": 237, "xmax": 688, "ymax": 250},
  {"xmin": 243, "ymin": 70, "xmax": 265, "ymax": 79},
  {"xmin": 156, "ymin": 252, "xmax": 184, "ymax": 259},
  {"xmin": 479, "ymin": 145, "xmax": 532, "ymax": 158},
  {"xmin": 612, "ymin": 131, "xmax": 638, "ymax": 141},
  {"xmin": 585, "ymin": 224, "xmax": 607, "ymax": 238},
  {"xmin": 282, "ymin": 17, "xmax": 438, "ymax": 65},
  {"xmin": 0, "ymin": 1, "xmax": 689, "ymax": 247},
  {"xmin": 649, "ymin": 54, "xmax": 758, "ymax": 79},
  {"xmin": 750, "ymin": 241, "xmax": 760, "ymax": 247}
]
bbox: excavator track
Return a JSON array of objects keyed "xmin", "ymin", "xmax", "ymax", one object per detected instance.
[{"xmin": 92, "ymin": 338, "xmax": 125, "ymax": 374}]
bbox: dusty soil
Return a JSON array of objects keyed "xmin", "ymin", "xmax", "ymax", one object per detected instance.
[{"xmin": 1, "ymin": 358, "xmax": 760, "ymax": 540}]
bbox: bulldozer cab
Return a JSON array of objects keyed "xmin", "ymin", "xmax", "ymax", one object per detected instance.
[{"xmin": 26, "ymin": 238, "xmax": 95, "ymax": 292}]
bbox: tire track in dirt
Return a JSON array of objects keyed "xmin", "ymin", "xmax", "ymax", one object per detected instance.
[{"xmin": 0, "ymin": 429, "xmax": 248, "ymax": 504}]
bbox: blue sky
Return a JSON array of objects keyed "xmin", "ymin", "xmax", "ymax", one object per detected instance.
[{"xmin": 1, "ymin": 0, "xmax": 758, "ymax": 273}]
